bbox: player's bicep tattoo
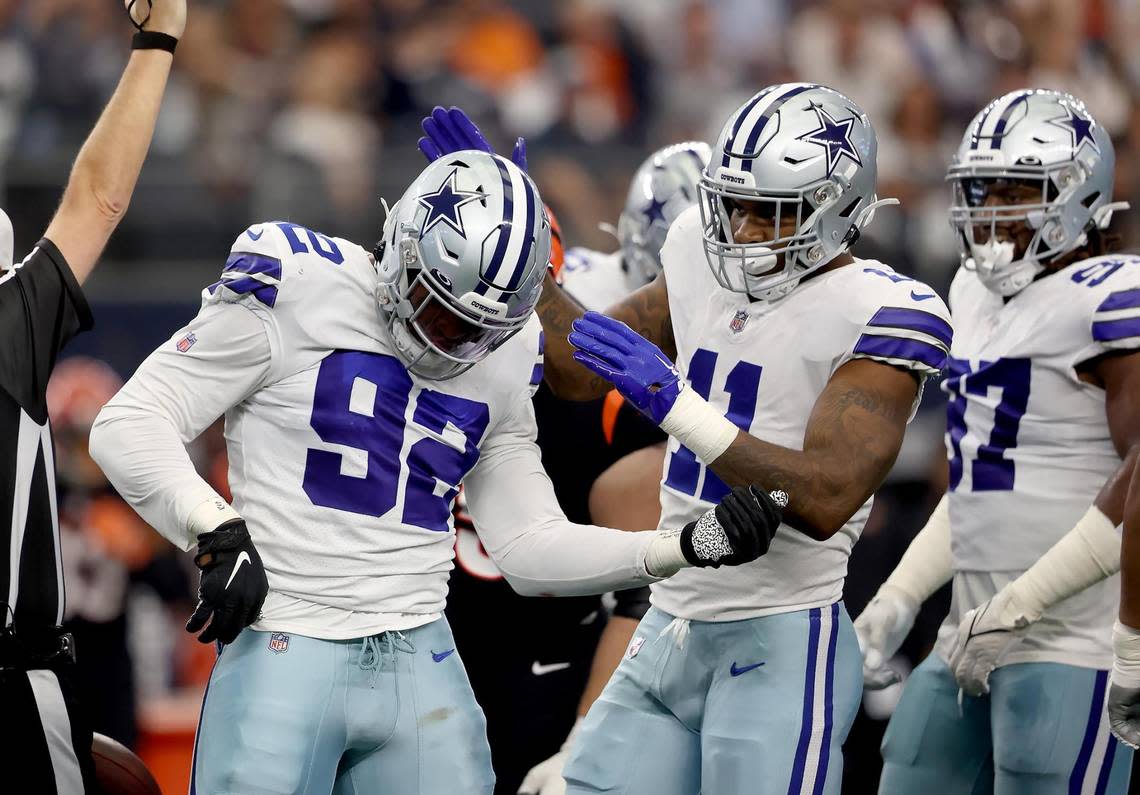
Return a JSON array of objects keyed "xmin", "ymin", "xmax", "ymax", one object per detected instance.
[{"xmin": 603, "ymin": 275, "xmax": 676, "ymax": 360}]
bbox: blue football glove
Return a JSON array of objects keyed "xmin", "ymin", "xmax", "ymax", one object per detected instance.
[
  {"xmin": 417, "ymin": 106, "xmax": 527, "ymax": 172},
  {"xmin": 569, "ymin": 311, "xmax": 684, "ymax": 425}
]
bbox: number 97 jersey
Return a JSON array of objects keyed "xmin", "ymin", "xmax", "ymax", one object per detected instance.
[{"xmin": 944, "ymin": 254, "xmax": 1140, "ymax": 574}]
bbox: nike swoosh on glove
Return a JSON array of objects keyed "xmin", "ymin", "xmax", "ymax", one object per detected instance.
[
  {"xmin": 186, "ymin": 519, "xmax": 269, "ymax": 645},
  {"xmin": 568, "ymin": 311, "xmax": 683, "ymax": 426},
  {"xmin": 680, "ymin": 485, "xmax": 783, "ymax": 568},
  {"xmin": 949, "ymin": 586, "xmax": 1033, "ymax": 696},
  {"xmin": 853, "ymin": 585, "xmax": 919, "ymax": 690},
  {"xmin": 417, "ymin": 106, "xmax": 527, "ymax": 171}
]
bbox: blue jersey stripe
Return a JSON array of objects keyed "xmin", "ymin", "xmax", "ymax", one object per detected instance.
[
  {"xmin": 787, "ymin": 607, "xmax": 822, "ymax": 795},
  {"xmin": 1069, "ymin": 670, "xmax": 1108, "ymax": 794},
  {"xmin": 1097, "ymin": 288, "xmax": 1140, "ymax": 313},
  {"xmin": 1092, "ymin": 316, "xmax": 1140, "ymax": 342},
  {"xmin": 739, "ymin": 84, "xmax": 815, "ymax": 169},
  {"xmin": 1094, "ymin": 730, "xmax": 1116, "ymax": 795},
  {"xmin": 853, "ymin": 334, "xmax": 947, "ymax": 370},
  {"xmin": 867, "ymin": 306, "xmax": 953, "ymax": 347},
  {"xmin": 476, "ymin": 158, "xmax": 516, "ymax": 295},
  {"xmin": 223, "ymin": 252, "xmax": 283, "ymax": 281},
  {"xmin": 216, "ymin": 276, "xmax": 278, "ymax": 307}
]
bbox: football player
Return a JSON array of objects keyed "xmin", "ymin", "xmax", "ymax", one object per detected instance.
[
  {"xmin": 88, "ymin": 150, "xmax": 784, "ymax": 794},
  {"xmin": 1109, "ymin": 446, "xmax": 1140, "ymax": 748},
  {"xmin": 421, "ymin": 83, "xmax": 953, "ymax": 793},
  {"xmin": 857, "ymin": 89, "xmax": 1140, "ymax": 794}
]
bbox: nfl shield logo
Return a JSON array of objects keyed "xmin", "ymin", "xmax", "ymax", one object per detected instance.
[
  {"xmin": 268, "ymin": 633, "xmax": 290, "ymax": 654},
  {"xmin": 729, "ymin": 310, "xmax": 749, "ymax": 334},
  {"xmin": 176, "ymin": 332, "xmax": 197, "ymax": 353}
]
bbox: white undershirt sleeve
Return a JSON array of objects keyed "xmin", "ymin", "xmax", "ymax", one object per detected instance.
[
  {"xmin": 463, "ymin": 393, "xmax": 666, "ymax": 596},
  {"xmin": 89, "ymin": 303, "xmax": 273, "ymax": 551}
]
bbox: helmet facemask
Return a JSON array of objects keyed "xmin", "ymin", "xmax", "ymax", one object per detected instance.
[
  {"xmin": 378, "ymin": 227, "xmax": 532, "ymax": 381},
  {"xmin": 698, "ymin": 175, "xmax": 846, "ymax": 301},
  {"xmin": 948, "ymin": 163, "xmax": 1088, "ymax": 296}
]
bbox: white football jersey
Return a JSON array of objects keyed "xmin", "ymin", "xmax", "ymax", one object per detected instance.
[
  {"xmin": 934, "ymin": 254, "xmax": 1140, "ymax": 667},
  {"xmin": 95, "ymin": 222, "xmax": 662, "ymax": 639},
  {"xmin": 560, "ymin": 247, "xmax": 646, "ymax": 311},
  {"xmin": 650, "ymin": 207, "xmax": 952, "ymax": 621}
]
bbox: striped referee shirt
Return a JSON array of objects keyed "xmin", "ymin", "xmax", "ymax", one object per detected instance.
[{"xmin": 0, "ymin": 238, "xmax": 92, "ymax": 632}]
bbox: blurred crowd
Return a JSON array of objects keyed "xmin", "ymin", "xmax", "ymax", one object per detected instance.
[{"xmin": 14, "ymin": 0, "xmax": 1140, "ymax": 787}]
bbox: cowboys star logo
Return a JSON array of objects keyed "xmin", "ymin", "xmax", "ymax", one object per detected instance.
[
  {"xmin": 796, "ymin": 102, "xmax": 863, "ymax": 177},
  {"xmin": 417, "ymin": 168, "xmax": 484, "ymax": 238},
  {"xmin": 1047, "ymin": 103, "xmax": 1100, "ymax": 155}
]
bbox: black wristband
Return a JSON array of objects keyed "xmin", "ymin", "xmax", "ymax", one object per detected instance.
[{"xmin": 132, "ymin": 31, "xmax": 178, "ymax": 53}]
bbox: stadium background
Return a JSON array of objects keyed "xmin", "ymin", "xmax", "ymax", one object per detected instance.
[{"xmin": 8, "ymin": 0, "xmax": 1140, "ymax": 791}]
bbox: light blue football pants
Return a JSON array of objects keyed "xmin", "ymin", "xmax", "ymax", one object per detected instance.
[
  {"xmin": 189, "ymin": 619, "xmax": 493, "ymax": 795},
  {"xmin": 880, "ymin": 653, "xmax": 1132, "ymax": 795},
  {"xmin": 564, "ymin": 603, "xmax": 862, "ymax": 795}
]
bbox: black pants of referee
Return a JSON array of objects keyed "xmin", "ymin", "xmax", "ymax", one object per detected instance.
[{"xmin": 0, "ymin": 640, "xmax": 98, "ymax": 793}]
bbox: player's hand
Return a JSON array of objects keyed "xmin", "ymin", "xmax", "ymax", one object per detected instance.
[
  {"xmin": 417, "ymin": 106, "xmax": 528, "ymax": 172},
  {"xmin": 518, "ymin": 716, "xmax": 580, "ymax": 795},
  {"xmin": 680, "ymin": 485, "xmax": 784, "ymax": 568},
  {"xmin": 568, "ymin": 311, "xmax": 683, "ymax": 426},
  {"xmin": 854, "ymin": 584, "xmax": 919, "ymax": 689},
  {"xmin": 186, "ymin": 520, "xmax": 268, "ymax": 644},
  {"xmin": 1110, "ymin": 621, "xmax": 1140, "ymax": 749},
  {"xmin": 125, "ymin": 0, "xmax": 187, "ymax": 40},
  {"xmin": 949, "ymin": 586, "xmax": 1033, "ymax": 696}
]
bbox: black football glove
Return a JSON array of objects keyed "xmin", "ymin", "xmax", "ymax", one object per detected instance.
[
  {"xmin": 186, "ymin": 519, "xmax": 268, "ymax": 644},
  {"xmin": 680, "ymin": 485, "xmax": 784, "ymax": 568}
]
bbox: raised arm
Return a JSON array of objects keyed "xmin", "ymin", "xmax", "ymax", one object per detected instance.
[
  {"xmin": 537, "ymin": 271, "xmax": 675, "ymax": 401},
  {"xmin": 42, "ymin": 0, "xmax": 186, "ymax": 284}
]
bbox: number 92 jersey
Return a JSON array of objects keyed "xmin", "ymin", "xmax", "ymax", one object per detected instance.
[
  {"xmin": 169, "ymin": 222, "xmax": 544, "ymax": 637},
  {"xmin": 649, "ymin": 206, "xmax": 952, "ymax": 622},
  {"xmin": 944, "ymin": 255, "xmax": 1140, "ymax": 573}
]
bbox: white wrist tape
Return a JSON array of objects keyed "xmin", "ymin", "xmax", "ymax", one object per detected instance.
[
  {"xmin": 186, "ymin": 495, "xmax": 242, "ymax": 544},
  {"xmin": 1114, "ymin": 621, "xmax": 1140, "ymax": 689},
  {"xmin": 644, "ymin": 527, "xmax": 689, "ymax": 578},
  {"xmin": 1006, "ymin": 505, "xmax": 1120, "ymax": 623},
  {"xmin": 884, "ymin": 495, "xmax": 954, "ymax": 605},
  {"xmin": 659, "ymin": 387, "xmax": 739, "ymax": 465}
]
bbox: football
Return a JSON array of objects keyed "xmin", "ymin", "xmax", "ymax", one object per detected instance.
[{"xmin": 92, "ymin": 733, "xmax": 162, "ymax": 795}]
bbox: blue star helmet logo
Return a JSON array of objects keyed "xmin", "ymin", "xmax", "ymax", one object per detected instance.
[
  {"xmin": 417, "ymin": 168, "xmax": 484, "ymax": 238},
  {"xmin": 796, "ymin": 102, "xmax": 863, "ymax": 177},
  {"xmin": 642, "ymin": 196, "xmax": 668, "ymax": 225},
  {"xmin": 1048, "ymin": 104, "xmax": 1100, "ymax": 155}
]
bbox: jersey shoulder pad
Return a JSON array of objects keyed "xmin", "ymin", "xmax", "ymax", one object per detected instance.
[
  {"xmin": 203, "ymin": 221, "xmax": 354, "ymax": 311},
  {"xmin": 563, "ymin": 247, "xmax": 603, "ymax": 274},
  {"xmin": 1065, "ymin": 255, "xmax": 1140, "ymax": 352},
  {"xmin": 836, "ymin": 260, "xmax": 952, "ymax": 377}
]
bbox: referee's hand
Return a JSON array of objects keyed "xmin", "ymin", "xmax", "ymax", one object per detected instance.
[
  {"xmin": 126, "ymin": 0, "xmax": 186, "ymax": 40},
  {"xmin": 186, "ymin": 520, "xmax": 268, "ymax": 645}
]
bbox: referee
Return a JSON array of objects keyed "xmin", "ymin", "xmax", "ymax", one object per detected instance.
[{"xmin": 0, "ymin": 1, "xmax": 185, "ymax": 791}]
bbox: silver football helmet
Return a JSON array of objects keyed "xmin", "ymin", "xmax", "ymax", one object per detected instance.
[
  {"xmin": 700, "ymin": 83, "xmax": 890, "ymax": 301},
  {"xmin": 0, "ymin": 207, "xmax": 11, "ymax": 272},
  {"xmin": 375, "ymin": 151, "xmax": 550, "ymax": 380},
  {"xmin": 947, "ymin": 89, "xmax": 1126, "ymax": 296},
  {"xmin": 616, "ymin": 141, "xmax": 710, "ymax": 285}
]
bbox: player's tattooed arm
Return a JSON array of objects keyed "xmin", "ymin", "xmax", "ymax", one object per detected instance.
[
  {"xmin": 536, "ymin": 271, "xmax": 676, "ymax": 400},
  {"xmin": 709, "ymin": 358, "xmax": 917, "ymax": 540}
]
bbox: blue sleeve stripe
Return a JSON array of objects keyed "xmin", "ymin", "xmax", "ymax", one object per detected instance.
[
  {"xmin": 537, "ymin": 330, "xmax": 545, "ymax": 356},
  {"xmin": 530, "ymin": 362, "xmax": 543, "ymax": 386},
  {"xmin": 854, "ymin": 333, "xmax": 947, "ymax": 370},
  {"xmin": 219, "ymin": 276, "xmax": 278, "ymax": 307},
  {"xmin": 1092, "ymin": 316, "xmax": 1140, "ymax": 342},
  {"xmin": 867, "ymin": 306, "xmax": 953, "ymax": 347},
  {"xmin": 1097, "ymin": 288, "xmax": 1140, "ymax": 313},
  {"xmin": 224, "ymin": 252, "xmax": 283, "ymax": 281}
]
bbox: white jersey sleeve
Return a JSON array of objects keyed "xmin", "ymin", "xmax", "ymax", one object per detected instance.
[
  {"xmin": 463, "ymin": 386, "xmax": 661, "ymax": 597},
  {"xmin": 90, "ymin": 246, "xmax": 275, "ymax": 550},
  {"xmin": 1075, "ymin": 256, "xmax": 1140, "ymax": 363},
  {"xmin": 559, "ymin": 247, "xmax": 638, "ymax": 311}
]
